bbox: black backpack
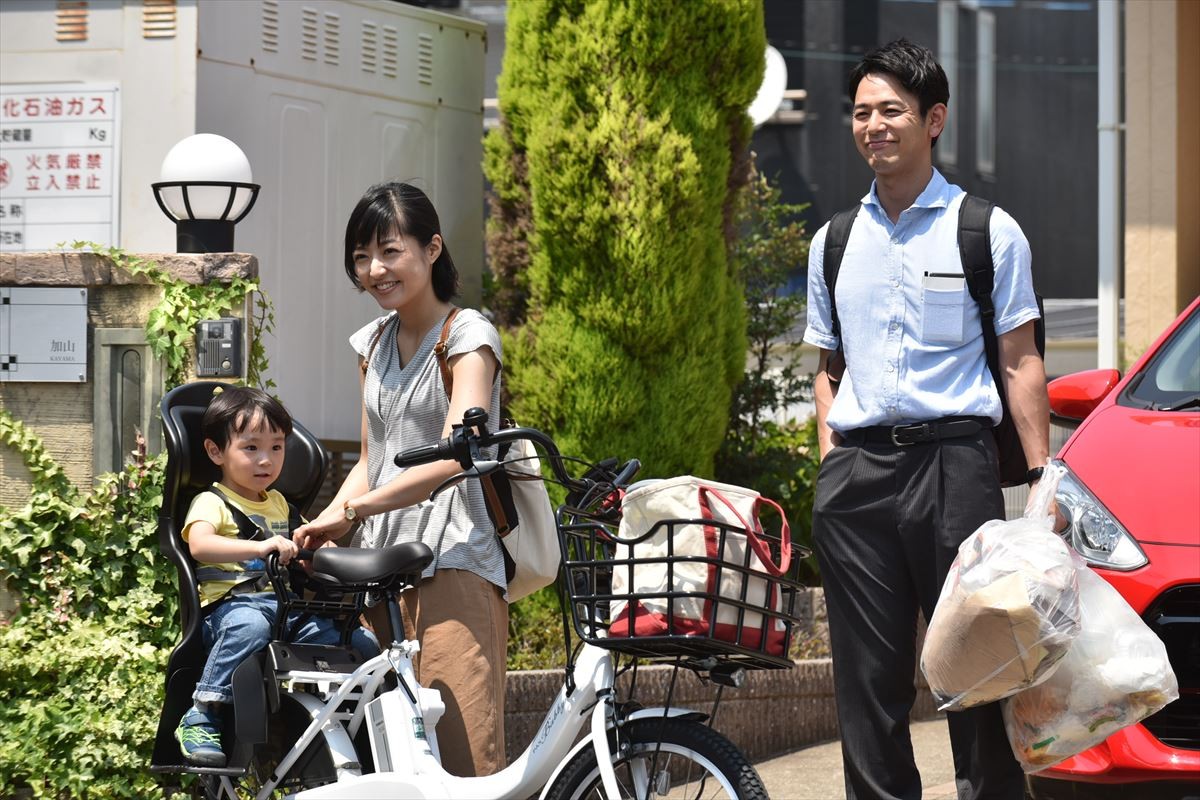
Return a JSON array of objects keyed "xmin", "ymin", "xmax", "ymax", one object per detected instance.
[{"xmin": 822, "ymin": 195, "xmax": 1045, "ymax": 487}]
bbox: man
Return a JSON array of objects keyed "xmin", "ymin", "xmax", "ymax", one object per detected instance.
[{"xmin": 803, "ymin": 39, "xmax": 1050, "ymax": 800}]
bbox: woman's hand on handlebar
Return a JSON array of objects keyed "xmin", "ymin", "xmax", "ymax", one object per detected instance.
[{"xmin": 293, "ymin": 509, "xmax": 354, "ymax": 551}]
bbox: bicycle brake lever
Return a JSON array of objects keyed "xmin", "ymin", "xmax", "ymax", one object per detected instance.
[{"xmin": 429, "ymin": 460, "xmax": 502, "ymax": 501}]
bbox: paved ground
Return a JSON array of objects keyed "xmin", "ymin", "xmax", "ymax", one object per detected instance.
[{"xmin": 754, "ymin": 716, "xmax": 958, "ymax": 800}]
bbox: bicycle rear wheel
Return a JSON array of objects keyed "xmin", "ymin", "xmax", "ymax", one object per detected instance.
[
  {"xmin": 235, "ymin": 695, "xmax": 340, "ymax": 799},
  {"xmin": 545, "ymin": 717, "xmax": 768, "ymax": 800}
]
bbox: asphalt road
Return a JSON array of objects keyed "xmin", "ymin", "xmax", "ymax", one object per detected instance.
[{"xmin": 754, "ymin": 716, "xmax": 958, "ymax": 800}]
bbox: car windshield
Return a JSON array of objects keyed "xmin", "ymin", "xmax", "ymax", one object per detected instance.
[{"xmin": 1123, "ymin": 305, "xmax": 1200, "ymax": 411}]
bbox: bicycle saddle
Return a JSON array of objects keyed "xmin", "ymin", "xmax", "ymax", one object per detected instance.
[{"xmin": 312, "ymin": 542, "xmax": 434, "ymax": 585}]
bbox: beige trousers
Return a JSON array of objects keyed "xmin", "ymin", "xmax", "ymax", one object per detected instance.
[{"xmin": 367, "ymin": 568, "xmax": 509, "ymax": 777}]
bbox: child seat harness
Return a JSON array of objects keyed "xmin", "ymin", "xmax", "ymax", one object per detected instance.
[
  {"xmin": 193, "ymin": 492, "xmax": 303, "ymax": 600},
  {"xmin": 822, "ymin": 195, "xmax": 1045, "ymax": 487}
]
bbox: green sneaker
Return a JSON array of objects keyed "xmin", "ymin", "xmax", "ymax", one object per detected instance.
[{"xmin": 176, "ymin": 706, "xmax": 226, "ymax": 767}]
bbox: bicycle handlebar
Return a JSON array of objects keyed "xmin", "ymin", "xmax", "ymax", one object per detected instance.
[
  {"xmin": 393, "ymin": 407, "xmax": 608, "ymax": 496},
  {"xmin": 392, "ymin": 437, "xmax": 457, "ymax": 469}
]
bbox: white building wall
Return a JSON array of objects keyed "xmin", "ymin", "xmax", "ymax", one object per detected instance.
[
  {"xmin": 0, "ymin": 0, "xmax": 199, "ymax": 253},
  {"xmin": 2, "ymin": 0, "xmax": 485, "ymax": 442},
  {"xmin": 196, "ymin": 0, "xmax": 485, "ymax": 440}
]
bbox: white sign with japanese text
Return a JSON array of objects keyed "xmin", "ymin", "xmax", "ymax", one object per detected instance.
[{"xmin": 0, "ymin": 83, "xmax": 121, "ymax": 252}]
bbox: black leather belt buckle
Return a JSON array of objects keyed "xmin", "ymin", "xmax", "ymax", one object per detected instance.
[{"xmin": 890, "ymin": 423, "xmax": 931, "ymax": 446}]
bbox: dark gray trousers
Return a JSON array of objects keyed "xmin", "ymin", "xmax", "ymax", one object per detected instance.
[{"xmin": 813, "ymin": 430, "xmax": 1025, "ymax": 800}]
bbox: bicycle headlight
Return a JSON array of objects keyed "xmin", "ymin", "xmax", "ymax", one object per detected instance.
[{"xmin": 1052, "ymin": 459, "xmax": 1148, "ymax": 571}]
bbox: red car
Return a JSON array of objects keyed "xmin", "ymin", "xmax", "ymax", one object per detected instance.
[{"xmin": 1026, "ymin": 295, "xmax": 1200, "ymax": 800}]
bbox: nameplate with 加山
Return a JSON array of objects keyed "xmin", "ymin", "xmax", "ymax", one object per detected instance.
[{"xmin": 0, "ymin": 286, "xmax": 87, "ymax": 382}]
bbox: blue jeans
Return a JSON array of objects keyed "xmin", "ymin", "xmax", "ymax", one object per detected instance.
[{"xmin": 194, "ymin": 592, "xmax": 379, "ymax": 704}]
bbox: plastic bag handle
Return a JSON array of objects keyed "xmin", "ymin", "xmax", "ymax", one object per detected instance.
[{"xmin": 698, "ymin": 487, "xmax": 792, "ymax": 576}]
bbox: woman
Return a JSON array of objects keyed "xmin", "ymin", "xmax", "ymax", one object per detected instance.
[{"xmin": 294, "ymin": 182, "xmax": 507, "ymax": 777}]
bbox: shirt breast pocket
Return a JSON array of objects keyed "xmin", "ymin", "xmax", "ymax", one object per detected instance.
[{"xmin": 921, "ymin": 277, "xmax": 967, "ymax": 344}]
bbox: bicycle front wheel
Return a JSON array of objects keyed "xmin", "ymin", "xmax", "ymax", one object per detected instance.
[{"xmin": 545, "ymin": 717, "xmax": 768, "ymax": 800}]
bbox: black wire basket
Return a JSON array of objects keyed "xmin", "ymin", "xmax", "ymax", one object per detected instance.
[{"xmin": 558, "ymin": 512, "xmax": 810, "ymax": 670}]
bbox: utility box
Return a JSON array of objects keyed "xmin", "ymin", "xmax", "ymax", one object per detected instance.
[{"xmin": 0, "ymin": 0, "xmax": 486, "ymax": 441}]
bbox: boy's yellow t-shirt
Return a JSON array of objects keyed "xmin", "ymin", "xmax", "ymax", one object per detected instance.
[{"xmin": 182, "ymin": 483, "xmax": 292, "ymax": 605}]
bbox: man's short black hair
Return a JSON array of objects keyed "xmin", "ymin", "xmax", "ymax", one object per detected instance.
[
  {"xmin": 201, "ymin": 385, "xmax": 292, "ymax": 451},
  {"xmin": 848, "ymin": 38, "xmax": 950, "ymax": 118}
]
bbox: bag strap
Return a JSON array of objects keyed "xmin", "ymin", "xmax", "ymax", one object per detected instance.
[
  {"xmin": 697, "ymin": 487, "xmax": 792, "ymax": 576},
  {"xmin": 823, "ymin": 205, "xmax": 860, "ymax": 342},
  {"xmin": 957, "ymin": 195, "xmax": 1003, "ymax": 404},
  {"xmin": 360, "ymin": 316, "xmax": 393, "ymax": 376},
  {"xmin": 432, "ymin": 306, "xmax": 462, "ymax": 396},
  {"xmin": 429, "ymin": 307, "xmax": 517, "ymax": 543}
]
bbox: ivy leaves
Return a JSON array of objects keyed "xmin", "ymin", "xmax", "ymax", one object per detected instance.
[
  {"xmin": 0, "ymin": 415, "xmax": 177, "ymax": 797},
  {"xmin": 0, "ymin": 242, "xmax": 278, "ymax": 796},
  {"xmin": 64, "ymin": 241, "xmax": 275, "ymax": 391}
]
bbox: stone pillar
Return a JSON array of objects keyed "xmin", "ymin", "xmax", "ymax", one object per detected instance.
[
  {"xmin": 0, "ymin": 251, "xmax": 257, "ymax": 507},
  {"xmin": 1124, "ymin": 0, "xmax": 1200, "ymax": 362}
]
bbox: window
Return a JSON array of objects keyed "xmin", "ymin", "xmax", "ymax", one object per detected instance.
[
  {"xmin": 976, "ymin": 10, "xmax": 996, "ymax": 175},
  {"xmin": 937, "ymin": 0, "xmax": 959, "ymax": 168}
]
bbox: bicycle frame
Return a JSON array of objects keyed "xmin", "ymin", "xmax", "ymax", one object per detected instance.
[
  {"xmin": 209, "ymin": 627, "xmax": 679, "ymax": 800},
  {"xmin": 192, "ymin": 413, "xmax": 737, "ymax": 800}
]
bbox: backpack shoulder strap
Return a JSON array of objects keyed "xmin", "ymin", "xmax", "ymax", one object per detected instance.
[
  {"xmin": 823, "ymin": 205, "xmax": 861, "ymax": 340},
  {"xmin": 432, "ymin": 306, "xmax": 462, "ymax": 399},
  {"xmin": 958, "ymin": 194, "xmax": 997, "ymax": 320},
  {"xmin": 957, "ymin": 194, "xmax": 1004, "ymax": 400}
]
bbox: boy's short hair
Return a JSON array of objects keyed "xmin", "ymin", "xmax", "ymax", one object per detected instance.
[
  {"xmin": 201, "ymin": 385, "xmax": 293, "ymax": 451},
  {"xmin": 848, "ymin": 38, "xmax": 950, "ymax": 119}
]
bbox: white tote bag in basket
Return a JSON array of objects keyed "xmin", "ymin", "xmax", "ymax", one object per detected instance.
[{"xmin": 607, "ymin": 476, "xmax": 792, "ymax": 654}]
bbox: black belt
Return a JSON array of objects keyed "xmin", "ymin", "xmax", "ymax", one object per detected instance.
[{"xmin": 844, "ymin": 416, "xmax": 990, "ymax": 447}]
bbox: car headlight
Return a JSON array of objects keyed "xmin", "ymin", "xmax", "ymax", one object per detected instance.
[{"xmin": 1053, "ymin": 459, "xmax": 1148, "ymax": 570}]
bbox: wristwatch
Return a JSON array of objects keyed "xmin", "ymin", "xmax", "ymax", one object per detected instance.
[
  {"xmin": 343, "ymin": 501, "xmax": 359, "ymax": 522},
  {"xmin": 1025, "ymin": 466, "xmax": 1046, "ymax": 485}
]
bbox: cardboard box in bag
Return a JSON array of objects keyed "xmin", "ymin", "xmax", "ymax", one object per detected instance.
[{"xmin": 922, "ymin": 571, "xmax": 1058, "ymax": 708}]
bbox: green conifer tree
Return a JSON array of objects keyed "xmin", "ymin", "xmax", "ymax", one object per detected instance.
[{"xmin": 484, "ymin": 0, "xmax": 764, "ymax": 477}]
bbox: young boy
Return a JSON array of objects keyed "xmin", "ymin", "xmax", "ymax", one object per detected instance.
[{"xmin": 176, "ymin": 385, "xmax": 378, "ymax": 767}]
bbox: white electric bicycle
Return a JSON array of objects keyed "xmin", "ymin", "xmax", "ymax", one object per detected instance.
[{"xmin": 153, "ymin": 398, "xmax": 806, "ymax": 800}]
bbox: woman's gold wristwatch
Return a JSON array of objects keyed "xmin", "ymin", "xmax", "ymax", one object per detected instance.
[{"xmin": 343, "ymin": 501, "xmax": 359, "ymax": 522}]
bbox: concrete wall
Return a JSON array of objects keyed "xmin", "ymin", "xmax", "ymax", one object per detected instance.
[
  {"xmin": 0, "ymin": 251, "xmax": 255, "ymax": 507},
  {"xmin": 504, "ymin": 659, "xmax": 941, "ymax": 767},
  {"xmin": 503, "ymin": 587, "xmax": 940, "ymax": 766},
  {"xmin": 1124, "ymin": 0, "xmax": 1200, "ymax": 362}
]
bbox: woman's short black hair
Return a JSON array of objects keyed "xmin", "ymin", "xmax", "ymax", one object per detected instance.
[
  {"xmin": 848, "ymin": 38, "xmax": 950, "ymax": 119},
  {"xmin": 201, "ymin": 385, "xmax": 293, "ymax": 451},
  {"xmin": 343, "ymin": 182, "xmax": 459, "ymax": 301}
]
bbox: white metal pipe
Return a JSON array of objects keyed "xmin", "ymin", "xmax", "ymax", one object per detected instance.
[{"xmin": 1097, "ymin": 0, "xmax": 1122, "ymax": 369}]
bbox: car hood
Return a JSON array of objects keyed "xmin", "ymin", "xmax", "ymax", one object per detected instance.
[{"xmin": 1061, "ymin": 404, "xmax": 1200, "ymax": 547}]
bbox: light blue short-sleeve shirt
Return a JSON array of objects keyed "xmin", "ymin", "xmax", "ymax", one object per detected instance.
[{"xmin": 802, "ymin": 169, "xmax": 1040, "ymax": 434}]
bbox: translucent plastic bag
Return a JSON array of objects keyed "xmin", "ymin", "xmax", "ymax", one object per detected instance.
[
  {"xmin": 921, "ymin": 464, "xmax": 1083, "ymax": 710},
  {"xmin": 1002, "ymin": 566, "xmax": 1179, "ymax": 772}
]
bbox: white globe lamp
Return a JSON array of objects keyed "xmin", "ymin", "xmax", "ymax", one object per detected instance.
[
  {"xmin": 749, "ymin": 45, "xmax": 789, "ymax": 127},
  {"xmin": 152, "ymin": 134, "xmax": 261, "ymax": 253}
]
